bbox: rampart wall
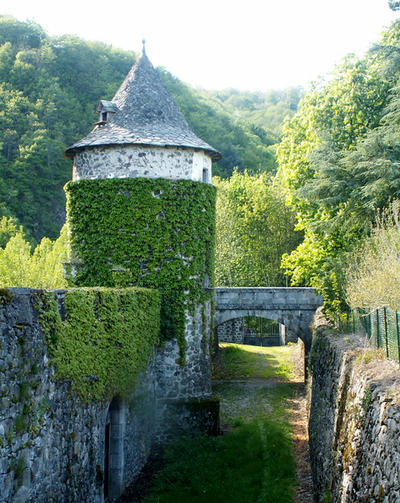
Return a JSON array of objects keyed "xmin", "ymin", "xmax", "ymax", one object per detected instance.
[
  {"xmin": 216, "ymin": 319, "xmax": 244, "ymax": 344},
  {"xmin": 309, "ymin": 317, "xmax": 400, "ymax": 503},
  {"xmin": 0, "ymin": 288, "xmax": 218, "ymax": 503}
]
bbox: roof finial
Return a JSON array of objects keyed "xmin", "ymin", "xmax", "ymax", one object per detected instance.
[{"xmin": 142, "ymin": 39, "xmax": 146, "ymax": 56}]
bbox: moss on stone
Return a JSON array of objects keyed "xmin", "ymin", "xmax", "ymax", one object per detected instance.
[
  {"xmin": 0, "ymin": 287, "xmax": 13, "ymax": 305},
  {"xmin": 34, "ymin": 287, "xmax": 160, "ymax": 402},
  {"xmin": 362, "ymin": 385, "xmax": 373, "ymax": 411}
]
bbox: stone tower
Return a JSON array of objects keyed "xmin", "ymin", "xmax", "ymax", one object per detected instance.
[
  {"xmin": 65, "ymin": 44, "xmax": 220, "ymax": 182},
  {"xmin": 64, "ymin": 46, "xmax": 220, "ymax": 429}
]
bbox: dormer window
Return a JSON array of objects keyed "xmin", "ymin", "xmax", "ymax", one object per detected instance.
[{"xmin": 96, "ymin": 100, "xmax": 119, "ymax": 126}]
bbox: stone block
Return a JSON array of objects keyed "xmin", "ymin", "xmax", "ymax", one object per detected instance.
[
  {"xmin": 11, "ymin": 294, "xmax": 33, "ymax": 326},
  {"xmin": 13, "ymin": 486, "xmax": 30, "ymax": 503}
]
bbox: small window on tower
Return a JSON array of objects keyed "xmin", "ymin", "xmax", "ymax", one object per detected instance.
[
  {"xmin": 202, "ymin": 168, "xmax": 209, "ymax": 183},
  {"xmin": 95, "ymin": 100, "xmax": 118, "ymax": 126}
]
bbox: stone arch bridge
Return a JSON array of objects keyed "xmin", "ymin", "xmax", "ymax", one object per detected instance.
[{"xmin": 214, "ymin": 287, "xmax": 323, "ymax": 361}]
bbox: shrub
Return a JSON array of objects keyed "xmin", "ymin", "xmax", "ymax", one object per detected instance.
[{"xmin": 346, "ymin": 202, "xmax": 400, "ymax": 311}]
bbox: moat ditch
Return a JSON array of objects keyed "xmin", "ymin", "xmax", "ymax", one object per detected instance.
[{"xmin": 118, "ymin": 341, "xmax": 313, "ymax": 503}]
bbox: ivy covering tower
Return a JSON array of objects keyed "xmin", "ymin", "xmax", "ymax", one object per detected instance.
[{"xmin": 64, "ymin": 43, "xmax": 220, "ymax": 387}]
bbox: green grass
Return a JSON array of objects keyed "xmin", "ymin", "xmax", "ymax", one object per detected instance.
[
  {"xmin": 143, "ymin": 343, "xmax": 298, "ymax": 503},
  {"xmin": 214, "ymin": 344, "xmax": 297, "ymax": 425},
  {"xmin": 143, "ymin": 419, "xmax": 295, "ymax": 503},
  {"xmin": 213, "ymin": 343, "xmax": 295, "ymax": 380}
]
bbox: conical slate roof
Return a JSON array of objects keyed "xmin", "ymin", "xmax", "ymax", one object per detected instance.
[{"xmin": 64, "ymin": 49, "xmax": 221, "ymax": 160}]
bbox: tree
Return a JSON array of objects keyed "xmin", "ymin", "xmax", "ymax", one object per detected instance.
[
  {"xmin": 29, "ymin": 224, "xmax": 68, "ymax": 288},
  {"xmin": 346, "ymin": 202, "xmax": 400, "ymax": 311},
  {"xmin": 277, "ymin": 20, "xmax": 400, "ymax": 316},
  {"xmin": 0, "ymin": 223, "xmax": 67, "ymax": 287},
  {"xmin": 0, "ymin": 232, "xmax": 32, "ymax": 286},
  {"xmin": 0, "ymin": 216, "xmax": 26, "ymax": 248},
  {"xmin": 214, "ymin": 171, "xmax": 301, "ymax": 287}
]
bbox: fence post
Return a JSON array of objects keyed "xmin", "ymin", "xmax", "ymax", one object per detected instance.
[
  {"xmin": 376, "ymin": 309, "xmax": 380, "ymax": 348},
  {"xmin": 396, "ymin": 311, "xmax": 400, "ymax": 363},
  {"xmin": 383, "ymin": 307, "xmax": 389, "ymax": 358}
]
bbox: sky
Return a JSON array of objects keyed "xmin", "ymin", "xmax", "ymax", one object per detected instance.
[{"xmin": 1, "ymin": 0, "xmax": 399, "ymax": 92}]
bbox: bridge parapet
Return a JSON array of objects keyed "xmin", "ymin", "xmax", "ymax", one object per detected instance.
[{"xmin": 214, "ymin": 287, "xmax": 323, "ymax": 311}]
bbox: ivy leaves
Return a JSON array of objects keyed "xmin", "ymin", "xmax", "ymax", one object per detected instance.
[
  {"xmin": 36, "ymin": 288, "xmax": 160, "ymax": 402},
  {"xmin": 65, "ymin": 178, "xmax": 216, "ymax": 357}
]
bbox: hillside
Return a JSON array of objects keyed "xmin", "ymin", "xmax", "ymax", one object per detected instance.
[
  {"xmin": 203, "ymin": 87, "xmax": 304, "ymax": 135},
  {"xmin": 0, "ymin": 16, "xmax": 298, "ymax": 240}
]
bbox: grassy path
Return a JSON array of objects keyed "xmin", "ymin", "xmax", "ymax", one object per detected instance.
[
  {"xmin": 214, "ymin": 343, "xmax": 313, "ymax": 503},
  {"xmin": 214, "ymin": 343, "xmax": 297, "ymax": 427},
  {"xmin": 138, "ymin": 342, "xmax": 313, "ymax": 503}
]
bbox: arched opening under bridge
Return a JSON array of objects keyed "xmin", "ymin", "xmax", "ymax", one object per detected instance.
[
  {"xmin": 214, "ymin": 287, "xmax": 323, "ymax": 373},
  {"xmin": 216, "ymin": 316, "xmax": 298, "ymax": 347}
]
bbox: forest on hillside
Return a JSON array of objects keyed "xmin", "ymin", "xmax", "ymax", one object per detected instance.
[
  {"xmin": 0, "ymin": 15, "xmax": 299, "ymax": 241},
  {"xmin": 3, "ymin": 11, "xmax": 400, "ymax": 320}
]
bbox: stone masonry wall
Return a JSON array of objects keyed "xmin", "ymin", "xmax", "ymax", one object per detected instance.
[
  {"xmin": 72, "ymin": 145, "xmax": 212, "ymax": 183},
  {"xmin": 309, "ymin": 317, "xmax": 400, "ymax": 503},
  {"xmin": 0, "ymin": 288, "xmax": 218, "ymax": 503},
  {"xmin": 216, "ymin": 319, "xmax": 244, "ymax": 344},
  {"xmin": 154, "ymin": 301, "xmax": 218, "ymax": 443},
  {"xmin": 155, "ymin": 302, "xmax": 212, "ymax": 400},
  {"xmin": 0, "ymin": 288, "xmax": 157, "ymax": 503}
]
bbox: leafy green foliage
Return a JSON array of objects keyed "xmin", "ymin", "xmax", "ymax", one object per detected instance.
[
  {"xmin": 281, "ymin": 231, "xmax": 350, "ymax": 317},
  {"xmin": 0, "ymin": 220, "xmax": 68, "ymax": 288},
  {"xmin": 66, "ymin": 178, "xmax": 215, "ymax": 356},
  {"xmin": 0, "ymin": 216, "xmax": 28, "ymax": 247},
  {"xmin": 35, "ymin": 288, "xmax": 160, "ymax": 401},
  {"xmin": 277, "ymin": 20, "xmax": 400, "ymax": 317},
  {"xmin": 28, "ymin": 225, "xmax": 69, "ymax": 287},
  {"xmin": 206, "ymin": 87, "xmax": 303, "ymax": 136},
  {"xmin": 346, "ymin": 203, "xmax": 400, "ymax": 311},
  {"xmin": 214, "ymin": 171, "xmax": 301, "ymax": 287},
  {"xmin": 278, "ymin": 51, "xmax": 389, "ymax": 216},
  {"xmin": 0, "ymin": 232, "xmax": 32, "ymax": 286}
]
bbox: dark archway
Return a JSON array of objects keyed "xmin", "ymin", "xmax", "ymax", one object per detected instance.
[
  {"xmin": 216, "ymin": 316, "xmax": 297, "ymax": 347},
  {"xmin": 104, "ymin": 397, "xmax": 126, "ymax": 500},
  {"xmin": 214, "ymin": 287, "xmax": 323, "ymax": 374}
]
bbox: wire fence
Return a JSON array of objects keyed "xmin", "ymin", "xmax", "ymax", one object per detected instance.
[{"xmin": 337, "ymin": 307, "xmax": 400, "ymax": 363}]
